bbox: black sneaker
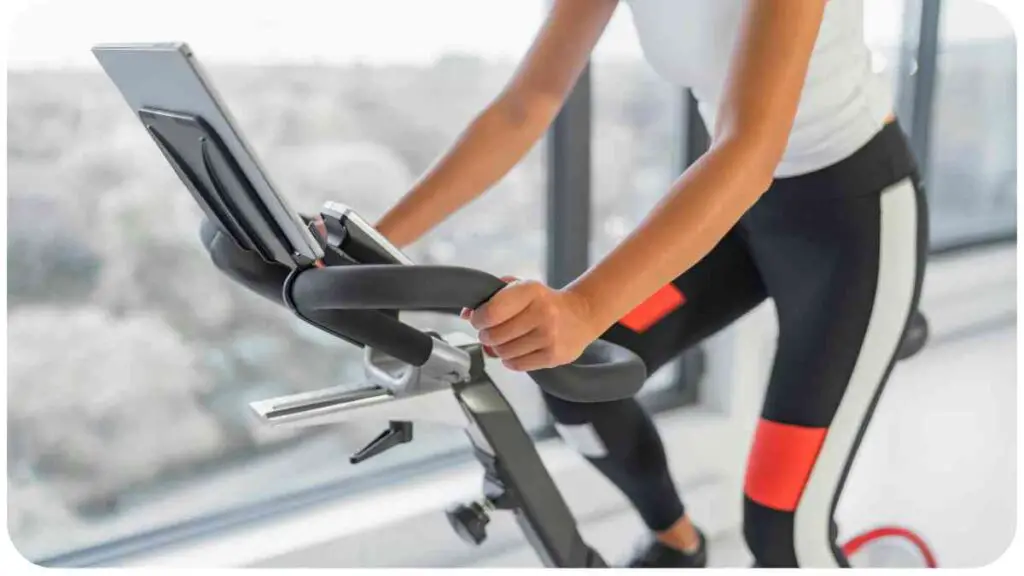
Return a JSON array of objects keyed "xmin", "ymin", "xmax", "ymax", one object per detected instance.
[{"xmin": 625, "ymin": 529, "xmax": 708, "ymax": 568}]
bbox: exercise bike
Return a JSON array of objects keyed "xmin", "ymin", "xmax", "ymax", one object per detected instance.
[
  {"xmin": 204, "ymin": 203, "xmax": 647, "ymax": 568},
  {"xmin": 202, "ymin": 207, "xmax": 937, "ymax": 569},
  {"xmin": 92, "ymin": 41, "xmax": 937, "ymax": 568},
  {"xmin": 205, "ymin": 210, "xmax": 938, "ymax": 569}
]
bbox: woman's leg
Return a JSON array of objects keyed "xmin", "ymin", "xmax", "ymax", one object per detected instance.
[
  {"xmin": 739, "ymin": 124, "xmax": 928, "ymax": 567},
  {"xmin": 542, "ymin": 226, "xmax": 767, "ymax": 564}
]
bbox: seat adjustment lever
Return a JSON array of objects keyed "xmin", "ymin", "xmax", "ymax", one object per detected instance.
[{"xmin": 350, "ymin": 420, "xmax": 414, "ymax": 464}]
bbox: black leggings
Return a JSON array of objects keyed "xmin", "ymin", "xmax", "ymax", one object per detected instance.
[{"xmin": 544, "ymin": 121, "xmax": 928, "ymax": 567}]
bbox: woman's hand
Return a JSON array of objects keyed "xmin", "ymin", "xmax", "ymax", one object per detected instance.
[{"xmin": 462, "ymin": 277, "xmax": 600, "ymax": 372}]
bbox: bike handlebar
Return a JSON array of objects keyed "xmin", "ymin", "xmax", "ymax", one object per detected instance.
[
  {"xmin": 288, "ymin": 265, "xmax": 646, "ymax": 403},
  {"xmin": 202, "ymin": 220, "xmax": 646, "ymax": 403},
  {"xmin": 203, "ymin": 218, "xmax": 435, "ymax": 366},
  {"xmin": 289, "ymin": 264, "xmax": 506, "ymax": 311}
]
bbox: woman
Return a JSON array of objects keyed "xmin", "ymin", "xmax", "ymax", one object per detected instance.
[{"xmin": 374, "ymin": 0, "xmax": 927, "ymax": 568}]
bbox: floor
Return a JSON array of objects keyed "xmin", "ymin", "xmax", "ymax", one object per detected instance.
[{"xmin": 467, "ymin": 323, "xmax": 1017, "ymax": 568}]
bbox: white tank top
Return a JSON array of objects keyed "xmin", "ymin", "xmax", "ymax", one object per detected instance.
[{"xmin": 624, "ymin": 0, "xmax": 893, "ymax": 177}]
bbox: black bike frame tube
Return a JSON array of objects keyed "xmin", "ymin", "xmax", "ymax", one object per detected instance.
[{"xmin": 453, "ymin": 351, "xmax": 605, "ymax": 567}]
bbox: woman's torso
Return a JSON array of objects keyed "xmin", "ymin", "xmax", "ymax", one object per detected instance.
[{"xmin": 624, "ymin": 0, "xmax": 893, "ymax": 177}]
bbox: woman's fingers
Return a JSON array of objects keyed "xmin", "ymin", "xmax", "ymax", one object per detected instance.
[
  {"xmin": 460, "ymin": 272, "xmax": 581, "ymax": 368},
  {"xmin": 469, "ymin": 280, "xmax": 538, "ymax": 330},
  {"xmin": 491, "ymin": 329, "xmax": 547, "ymax": 361},
  {"xmin": 460, "ymin": 275, "xmax": 520, "ymax": 324},
  {"xmin": 478, "ymin": 302, "xmax": 540, "ymax": 348}
]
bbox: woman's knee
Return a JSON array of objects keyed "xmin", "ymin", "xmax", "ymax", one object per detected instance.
[
  {"xmin": 543, "ymin": 393, "xmax": 610, "ymax": 458},
  {"xmin": 542, "ymin": 393, "xmax": 666, "ymax": 471},
  {"xmin": 541, "ymin": 391, "xmax": 591, "ymax": 424}
]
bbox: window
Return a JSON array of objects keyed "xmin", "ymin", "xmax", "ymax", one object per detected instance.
[
  {"xmin": 927, "ymin": 0, "xmax": 1016, "ymax": 250},
  {"xmin": 864, "ymin": 0, "xmax": 910, "ymax": 92},
  {"xmin": 865, "ymin": 0, "xmax": 1017, "ymax": 252},
  {"xmin": 588, "ymin": 5, "xmax": 696, "ymax": 407},
  {"xmin": 7, "ymin": 0, "xmax": 550, "ymax": 563}
]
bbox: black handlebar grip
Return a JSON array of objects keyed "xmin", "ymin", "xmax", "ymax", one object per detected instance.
[
  {"xmin": 528, "ymin": 340, "xmax": 646, "ymax": 403},
  {"xmin": 201, "ymin": 218, "xmax": 292, "ymax": 306},
  {"xmin": 289, "ymin": 265, "xmax": 647, "ymax": 403},
  {"xmin": 292, "ymin": 306, "xmax": 433, "ymax": 367},
  {"xmin": 201, "ymin": 219, "xmax": 433, "ymax": 366},
  {"xmin": 288, "ymin": 265, "xmax": 507, "ymax": 311}
]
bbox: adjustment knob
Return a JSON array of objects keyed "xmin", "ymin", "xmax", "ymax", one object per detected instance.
[{"xmin": 445, "ymin": 502, "xmax": 490, "ymax": 546}]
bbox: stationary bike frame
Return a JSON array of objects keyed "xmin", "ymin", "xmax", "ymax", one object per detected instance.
[
  {"xmin": 251, "ymin": 336, "xmax": 606, "ymax": 567},
  {"xmin": 252, "ymin": 328, "xmax": 940, "ymax": 569}
]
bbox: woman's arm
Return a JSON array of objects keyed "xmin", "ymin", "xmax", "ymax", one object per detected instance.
[
  {"xmin": 568, "ymin": 0, "xmax": 829, "ymax": 332},
  {"xmin": 375, "ymin": 0, "xmax": 619, "ymax": 247},
  {"xmin": 468, "ymin": 0, "xmax": 830, "ymax": 371}
]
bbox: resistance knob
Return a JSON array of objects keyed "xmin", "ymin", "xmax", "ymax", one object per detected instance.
[{"xmin": 445, "ymin": 502, "xmax": 491, "ymax": 546}]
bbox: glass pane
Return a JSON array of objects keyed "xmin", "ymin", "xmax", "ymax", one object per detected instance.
[
  {"xmin": 927, "ymin": 0, "xmax": 1017, "ymax": 248},
  {"xmin": 589, "ymin": 5, "xmax": 686, "ymax": 401},
  {"xmin": 590, "ymin": 6, "xmax": 679, "ymax": 262},
  {"xmin": 7, "ymin": 0, "xmax": 548, "ymax": 562},
  {"xmin": 864, "ymin": 0, "xmax": 909, "ymax": 92}
]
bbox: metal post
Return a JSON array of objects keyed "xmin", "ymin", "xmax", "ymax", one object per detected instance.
[
  {"xmin": 546, "ymin": 65, "xmax": 592, "ymax": 289},
  {"xmin": 896, "ymin": 0, "xmax": 943, "ymax": 177}
]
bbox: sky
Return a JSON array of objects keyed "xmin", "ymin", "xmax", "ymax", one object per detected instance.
[{"xmin": 5, "ymin": 0, "xmax": 1016, "ymax": 70}]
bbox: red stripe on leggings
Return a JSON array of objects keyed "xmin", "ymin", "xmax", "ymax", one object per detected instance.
[
  {"xmin": 744, "ymin": 419, "xmax": 828, "ymax": 512},
  {"xmin": 620, "ymin": 284, "xmax": 686, "ymax": 333}
]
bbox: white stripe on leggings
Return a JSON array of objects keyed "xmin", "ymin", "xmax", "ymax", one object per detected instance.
[
  {"xmin": 793, "ymin": 178, "xmax": 919, "ymax": 567},
  {"xmin": 554, "ymin": 422, "xmax": 609, "ymax": 458}
]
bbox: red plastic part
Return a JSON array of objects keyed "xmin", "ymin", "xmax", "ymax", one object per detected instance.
[{"xmin": 841, "ymin": 526, "xmax": 939, "ymax": 568}]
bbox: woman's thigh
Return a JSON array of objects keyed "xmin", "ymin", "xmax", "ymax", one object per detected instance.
[{"xmin": 600, "ymin": 225, "xmax": 768, "ymax": 377}]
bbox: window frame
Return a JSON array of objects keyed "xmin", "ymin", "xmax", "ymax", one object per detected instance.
[
  {"xmin": 546, "ymin": 65, "xmax": 708, "ymax": 418},
  {"xmin": 897, "ymin": 0, "xmax": 1016, "ymax": 254}
]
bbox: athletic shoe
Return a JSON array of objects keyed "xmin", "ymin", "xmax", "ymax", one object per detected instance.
[{"xmin": 625, "ymin": 529, "xmax": 708, "ymax": 568}]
